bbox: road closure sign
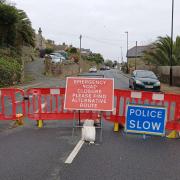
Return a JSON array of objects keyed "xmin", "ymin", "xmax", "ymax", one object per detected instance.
[
  {"xmin": 64, "ymin": 77, "xmax": 114, "ymax": 111},
  {"xmin": 125, "ymin": 104, "xmax": 167, "ymax": 136}
]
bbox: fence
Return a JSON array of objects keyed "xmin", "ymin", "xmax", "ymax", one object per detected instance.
[
  {"xmin": 158, "ymin": 66, "xmax": 180, "ymax": 86},
  {"xmin": 0, "ymin": 87, "xmax": 180, "ymax": 131},
  {"xmin": 0, "ymin": 88, "xmax": 25, "ymax": 120},
  {"xmin": 103, "ymin": 89, "xmax": 180, "ymax": 131},
  {"xmin": 26, "ymin": 88, "xmax": 100, "ymax": 121}
]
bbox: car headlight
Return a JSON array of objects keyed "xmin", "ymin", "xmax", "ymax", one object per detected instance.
[
  {"xmin": 135, "ymin": 80, "xmax": 143, "ymax": 85},
  {"xmin": 155, "ymin": 81, "xmax": 160, "ymax": 86}
]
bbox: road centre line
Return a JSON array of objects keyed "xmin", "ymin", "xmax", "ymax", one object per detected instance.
[{"xmin": 65, "ymin": 140, "xmax": 84, "ymax": 164}]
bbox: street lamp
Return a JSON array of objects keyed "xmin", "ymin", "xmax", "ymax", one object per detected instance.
[
  {"xmin": 170, "ymin": 0, "xmax": 174, "ymax": 86},
  {"xmin": 125, "ymin": 31, "xmax": 129, "ymax": 73},
  {"xmin": 79, "ymin": 34, "xmax": 82, "ymax": 73},
  {"xmin": 120, "ymin": 46, "xmax": 123, "ymax": 62},
  {"xmin": 135, "ymin": 41, "xmax": 137, "ymax": 70}
]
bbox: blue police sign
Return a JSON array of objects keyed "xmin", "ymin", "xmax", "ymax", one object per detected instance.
[{"xmin": 125, "ymin": 104, "xmax": 167, "ymax": 135}]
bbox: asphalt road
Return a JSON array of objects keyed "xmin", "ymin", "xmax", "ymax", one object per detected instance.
[
  {"xmin": 1, "ymin": 64, "xmax": 180, "ymax": 180},
  {"xmin": 81, "ymin": 69, "xmax": 129, "ymax": 89}
]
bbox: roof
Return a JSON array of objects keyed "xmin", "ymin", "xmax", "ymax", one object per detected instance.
[{"xmin": 127, "ymin": 45, "xmax": 152, "ymax": 58}]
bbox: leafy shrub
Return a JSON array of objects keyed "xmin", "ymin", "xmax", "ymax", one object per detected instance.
[
  {"xmin": 86, "ymin": 53, "xmax": 104, "ymax": 64},
  {"xmin": 0, "ymin": 57, "xmax": 21, "ymax": 87},
  {"xmin": 69, "ymin": 54, "xmax": 79, "ymax": 63},
  {"xmin": 45, "ymin": 48, "xmax": 54, "ymax": 54},
  {"xmin": 68, "ymin": 47, "xmax": 77, "ymax": 54}
]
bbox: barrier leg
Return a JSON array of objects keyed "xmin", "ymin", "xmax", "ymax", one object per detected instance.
[
  {"xmin": 166, "ymin": 130, "xmax": 177, "ymax": 139},
  {"xmin": 114, "ymin": 122, "xmax": 119, "ymax": 132},
  {"xmin": 16, "ymin": 113, "xmax": 24, "ymax": 126},
  {"xmin": 37, "ymin": 120, "xmax": 43, "ymax": 128}
]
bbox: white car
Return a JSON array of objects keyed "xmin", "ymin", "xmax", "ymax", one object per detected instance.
[
  {"xmin": 50, "ymin": 53, "xmax": 66, "ymax": 61},
  {"xmin": 49, "ymin": 55, "xmax": 62, "ymax": 63},
  {"xmin": 89, "ymin": 66, "xmax": 97, "ymax": 73}
]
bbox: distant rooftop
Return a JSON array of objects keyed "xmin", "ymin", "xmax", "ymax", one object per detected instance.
[{"xmin": 127, "ymin": 45, "xmax": 153, "ymax": 58}]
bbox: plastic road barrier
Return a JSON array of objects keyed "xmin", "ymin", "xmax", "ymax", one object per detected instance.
[
  {"xmin": 26, "ymin": 88, "xmax": 99, "ymax": 121},
  {"xmin": 0, "ymin": 88, "xmax": 25, "ymax": 120},
  {"xmin": 103, "ymin": 89, "xmax": 180, "ymax": 131},
  {"xmin": 1, "ymin": 88, "xmax": 180, "ymax": 133}
]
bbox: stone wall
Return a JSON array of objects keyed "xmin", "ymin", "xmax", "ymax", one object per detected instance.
[
  {"xmin": 157, "ymin": 66, "xmax": 180, "ymax": 86},
  {"xmin": 44, "ymin": 57, "xmax": 100, "ymax": 77},
  {"xmin": 44, "ymin": 58, "xmax": 79, "ymax": 77},
  {"xmin": 21, "ymin": 46, "xmax": 38, "ymax": 62}
]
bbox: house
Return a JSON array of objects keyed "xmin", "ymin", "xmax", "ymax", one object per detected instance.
[
  {"xmin": 127, "ymin": 45, "xmax": 153, "ymax": 72},
  {"xmin": 81, "ymin": 48, "xmax": 92, "ymax": 56},
  {"xmin": 55, "ymin": 42, "xmax": 69, "ymax": 51}
]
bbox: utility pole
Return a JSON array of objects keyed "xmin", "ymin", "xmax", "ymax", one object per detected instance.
[
  {"xmin": 135, "ymin": 41, "xmax": 137, "ymax": 70},
  {"xmin": 79, "ymin": 34, "xmax": 82, "ymax": 73},
  {"xmin": 170, "ymin": 0, "xmax": 174, "ymax": 86},
  {"xmin": 125, "ymin": 31, "xmax": 129, "ymax": 73},
  {"xmin": 120, "ymin": 47, "xmax": 123, "ymax": 62}
]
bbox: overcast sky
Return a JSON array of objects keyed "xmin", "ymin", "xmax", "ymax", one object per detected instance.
[{"xmin": 14, "ymin": 0, "xmax": 180, "ymax": 61}]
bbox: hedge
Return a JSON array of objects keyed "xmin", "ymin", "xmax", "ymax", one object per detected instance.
[{"xmin": 0, "ymin": 57, "xmax": 21, "ymax": 87}]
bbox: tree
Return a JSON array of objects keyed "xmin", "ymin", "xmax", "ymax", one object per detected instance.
[
  {"xmin": 143, "ymin": 36, "xmax": 180, "ymax": 66},
  {"xmin": 0, "ymin": 3, "xmax": 18, "ymax": 47},
  {"xmin": 68, "ymin": 47, "xmax": 77, "ymax": 54},
  {"xmin": 0, "ymin": 3, "xmax": 35, "ymax": 48},
  {"xmin": 113, "ymin": 60, "xmax": 118, "ymax": 68},
  {"xmin": 104, "ymin": 60, "xmax": 113, "ymax": 67},
  {"xmin": 15, "ymin": 9, "xmax": 35, "ymax": 48},
  {"xmin": 86, "ymin": 53, "xmax": 104, "ymax": 64}
]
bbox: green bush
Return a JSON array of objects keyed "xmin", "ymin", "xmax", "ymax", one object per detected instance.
[
  {"xmin": 0, "ymin": 57, "xmax": 21, "ymax": 87},
  {"xmin": 68, "ymin": 47, "xmax": 77, "ymax": 54},
  {"xmin": 85, "ymin": 53, "xmax": 104, "ymax": 64},
  {"xmin": 45, "ymin": 48, "xmax": 54, "ymax": 54}
]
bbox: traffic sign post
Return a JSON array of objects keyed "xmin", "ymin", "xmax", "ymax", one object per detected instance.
[
  {"xmin": 125, "ymin": 104, "xmax": 167, "ymax": 136},
  {"xmin": 64, "ymin": 77, "xmax": 114, "ymax": 143}
]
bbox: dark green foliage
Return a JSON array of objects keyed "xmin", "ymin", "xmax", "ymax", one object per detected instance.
[
  {"xmin": 0, "ymin": 3, "xmax": 35, "ymax": 87},
  {"xmin": 68, "ymin": 47, "xmax": 77, "ymax": 54},
  {"xmin": 0, "ymin": 48, "xmax": 22, "ymax": 64},
  {"xmin": 15, "ymin": 9, "xmax": 35, "ymax": 48},
  {"xmin": 86, "ymin": 53, "xmax": 104, "ymax": 64},
  {"xmin": 0, "ymin": 57, "xmax": 21, "ymax": 87},
  {"xmin": 45, "ymin": 48, "xmax": 54, "ymax": 54},
  {"xmin": 0, "ymin": 3, "xmax": 18, "ymax": 47},
  {"xmin": 143, "ymin": 36, "xmax": 180, "ymax": 66},
  {"xmin": 104, "ymin": 60, "xmax": 113, "ymax": 67},
  {"xmin": 0, "ymin": 3, "xmax": 35, "ymax": 48}
]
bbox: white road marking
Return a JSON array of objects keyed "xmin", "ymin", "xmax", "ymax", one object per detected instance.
[{"xmin": 65, "ymin": 140, "xmax": 84, "ymax": 164}]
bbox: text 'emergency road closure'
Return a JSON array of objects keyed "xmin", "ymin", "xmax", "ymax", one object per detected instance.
[{"xmin": 64, "ymin": 77, "xmax": 114, "ymax": 111}]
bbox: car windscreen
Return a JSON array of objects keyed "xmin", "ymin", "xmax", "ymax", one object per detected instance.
[{"xmin": 136, "ymin": 71, "xmax": 157, "ymax": 79}]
